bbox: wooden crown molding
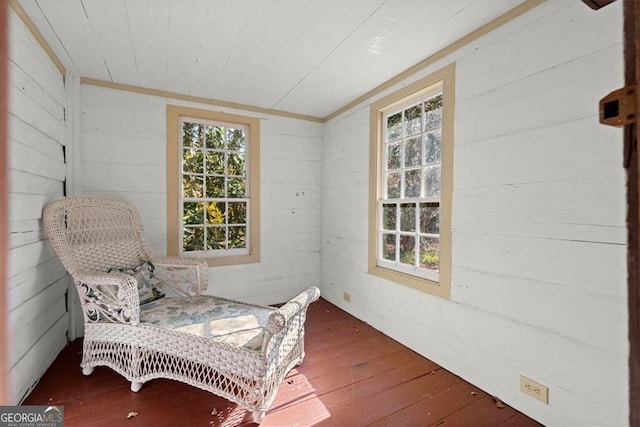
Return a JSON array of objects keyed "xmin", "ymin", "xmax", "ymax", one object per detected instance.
[{"xmin": 81, "ymin": 77, "xmax": 324, "ymax": 123}]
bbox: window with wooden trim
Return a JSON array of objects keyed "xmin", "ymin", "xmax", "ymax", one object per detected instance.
[
  {"xmin": 369, "ymin": 64, "xmax": 454, "ymax": 298},
  {"xmin": 167, "ymin": 106, "xmax": 260, "ymax": 267}
]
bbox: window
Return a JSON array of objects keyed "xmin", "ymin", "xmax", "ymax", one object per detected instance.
[
  {"xmin": 167, "ymin": 105, "xmax": 260, "ymax": 266},
  {"xmin": 368, "ymin": 64, "xmax": 454, "ymax": 297}
]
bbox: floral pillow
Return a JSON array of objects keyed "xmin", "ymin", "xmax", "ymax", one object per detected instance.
[{"xmin": 108, "ymin": 261, "xmax": 165, "ymax": 305}]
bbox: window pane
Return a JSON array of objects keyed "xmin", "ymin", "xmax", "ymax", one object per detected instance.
[
  {"xmin": 404, "ymin": 104, "xmax": 422, "ymax": 136},
  {"xmin": 386, "ymin": 172, "xmax": 400, "ymax": 198},
  {"xmin": 178, "ymin": 114, "xmax": 254, "ymax": 258},
  {"xmin": 387, "ymin": 143, "xmax": 400, "ymax": 170},
  {"xmin": 404, "ymin": 169, "xmax": 421, "ymax": 198},
  {"xmin": 420, "ymin": 204, "xmax": 440, "ymax": 234},
  {"xmin": 228, "ymin": 202, "xmax": 247, "ymax": 224},
  {"xmin": 227, "ymin": 153, "xmax": 245, "ymax": 176},
  {"xmin": 382, "ymin": 204, "xmax": 396, "ymax": 230},
  {"xmin": 206, "ymin": 226, "xmax": 226, "ymax": 250},
  {"xmin": 228, "ymin": 128, "xmax": 246, "ymax": 151},
  {"xmin": 206, "ymin": 176, "xmax": 225, "ymax": 198},
  {"xmin": 382, "ymin": 234, "xmax": 396, "ymax": 261},
  {"xmin": 183, "ymin": 175, "xmax": 203, "ymax": 198},
  {"xmin": 420, "ymin": 237, "xmax": 439, "ymax": 271},
  {"xmin": 183, "ymin": 202, "xmax": 204, "ymax": 225},
  {"xmin": 425, "ymin": 130, "xmax": 442, "ymax": 164},
  {"xmin": 405, "ymin": 137, "xmax": 421, "ymax": 167},
  {"xmin": 183, "ymin": 149, "xmax": 204, "ymax": 174},
  {"xmin": 205, "ymin": 126, "xmax": 225, "ymax": 149},
  {"xmin": 206, "ymin": 202, "xmax": 226, "ymax": 225},
  {"xmin": 386, "ymin": 112, "xmax": 401, "ymax": 142},
  {"xmin": 424, "ymin": 165, "xmax": 441, "ymax": 198},
  {"xmin": 229, "ymin": 226, "xmax": 246, "ymax": 249},
  {"xmin": 424, "ymin": 95, "xmax": 443, "ymax": 131},
  {"xmin": 400, "ymin": 203, "xmax": 416, "ymax": 232},
  {"xmin": 377, "ymin": 87, "xmax": 445, "ymax": 280},
  {"xmin": 399, "ymin": 235, "xmax": 415, "ymax": 266},
  {"xmin": 182, "ymin": 122, "xmax": 202, "ymax": 148},
  {"xmin": 205, "ymin": 151, "xmax": 225, "ymax": 175},
  {"xmin": 228, "ymin": 177, "xmax": 246, "ymax": 198},
  {"xmin": 183, "ymin": 227, "xmax": 204, "ymax": 251}
]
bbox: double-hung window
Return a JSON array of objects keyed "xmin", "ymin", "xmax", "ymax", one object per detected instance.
[
  {"xmin": 369, "ymin": 64, "xmax": 454, "ymax": 297},
  {"xmin": 167, "ymin": 105, "xmax": 260, "ymax": 266}
]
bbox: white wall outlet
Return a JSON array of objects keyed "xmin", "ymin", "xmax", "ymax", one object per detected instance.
[{"xmin": 520, "ymin": 375, "xmax": 549, "ymax": 404}]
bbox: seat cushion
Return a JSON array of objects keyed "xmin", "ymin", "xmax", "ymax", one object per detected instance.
[{"xmin": 140, "ymin": 296, "xmax": 274, "ymax": 352}]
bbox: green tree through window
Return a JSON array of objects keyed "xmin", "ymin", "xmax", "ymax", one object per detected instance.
[{"xmin": 181, "ymin": 120, "xmax": 249, "ymax": 254}]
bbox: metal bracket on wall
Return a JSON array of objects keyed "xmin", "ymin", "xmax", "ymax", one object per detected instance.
[{"xmin": 600, "ymin": 84, "xmax": 639, "ymax": 127}]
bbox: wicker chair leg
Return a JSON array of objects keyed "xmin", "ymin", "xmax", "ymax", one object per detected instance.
[
  {"xmin": 82, "ymin": 366, "xmax": 94, "ymax": 376},
  {"xmin": 131, "ymin": 381, "xmax": 143, "ymax": 392},
  {"xmin": 252, "ymin": 411, "xmax": 265, "ymax": 423}
]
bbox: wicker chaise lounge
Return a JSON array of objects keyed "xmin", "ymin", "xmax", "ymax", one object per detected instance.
[{"xmin": 43, "ymin": 196, "xmax": 319, "ymax": 423}]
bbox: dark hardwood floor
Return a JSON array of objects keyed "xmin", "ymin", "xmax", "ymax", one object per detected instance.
[{"xmin": 24, "ymin": 298, "xmax": 542, "ymax": 426}]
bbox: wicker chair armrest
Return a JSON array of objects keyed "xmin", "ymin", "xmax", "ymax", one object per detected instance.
[
  {"xmin": 151, "ymin": 256, "xmax": 209, "ymax": 296},
  {"xmin": 265, "ymin": 287, "xmax": 320, "ymax": 335},
  {"xmin": 75, "ymin": 271, "xmax": 141, "ymax": 325}
]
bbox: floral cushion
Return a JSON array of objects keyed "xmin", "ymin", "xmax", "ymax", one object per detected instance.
[
  {"xmin": 108, "ymin": 261, "xmax": 165, "ymax": 305},
  {"xmin": 140, "ymin": 296, "xmax": 274, "ymax": 352}
]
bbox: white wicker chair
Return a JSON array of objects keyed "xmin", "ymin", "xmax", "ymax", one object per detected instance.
[{"xmin": 43, "ymin": 196, "xmax": 319, "ymax": 423}]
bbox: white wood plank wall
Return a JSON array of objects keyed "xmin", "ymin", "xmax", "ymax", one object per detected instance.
[
  {"xmin": 7, "ymin": 8, "xmax": 68, "ymax": 404},
  {"xmin": 79, "ymin": 85, "xmax": 322, "ymax": 305},
  {"xmin": 321, "ymin": 1, "xmax": 626, "ymax": 425}
]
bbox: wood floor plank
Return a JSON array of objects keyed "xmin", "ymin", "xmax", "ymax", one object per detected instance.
[
  {"xmin": 431, "ymin": 396, "xmax": 518, "ymax": 426},
  {"xmin": 369, "ymin": 380, "xmax": 486, "ymax": 426},
  {"xmin": 320, "ymin": 369, "xmax": 462, "ymax": 426},
  {"xmin": 497, "ymin": 412, "xmax": 545, "ymax": 427},
  {"xmin": 23, "ymin": 299, "xmax": 542, "ymax": 427},
  {"xmin": 300, "ymin": 338, "xmax": 406, "ymax": 380},
  {"xmin": 305, "ymin": 299, "xmax": 349, "ymax": 324},
  {"xmin": 305, "ymin": 347, "xmax": 429, "ymax": 396},
  {"xmin": 261, "ymin": 395, "xmax": 332, "ymax": 426},
  {"xmin": 304, "ymin": 318, "xmax": 381, "ymax": 354},
  {"xmin": 268, "ymin": 347, "xmax": 427, "ymax": 414},
  {"xmin": 264, "ymin": 361, "xmax": 443, "ymax": 425},
  {"xmin": 318, "ymin": 362, "xmax": 443, "ymax": 408}
]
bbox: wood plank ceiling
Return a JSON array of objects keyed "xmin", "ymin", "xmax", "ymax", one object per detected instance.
[{"xmin": 17, "ymin": 0, "xmax": 523, "ymax": 119}]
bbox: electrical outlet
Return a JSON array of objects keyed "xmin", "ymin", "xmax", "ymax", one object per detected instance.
[
  {"xmin": 343, "ymin": 292, "xmax": 351, "ymax": 303},
  {"xmin": 520, "ymin": 375, "xmax": 549, "ymax": 404}
]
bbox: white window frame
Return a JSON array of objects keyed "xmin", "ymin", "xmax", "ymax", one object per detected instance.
[
  {"xmin": 377, "ymin": 86, "xmax": 442, "ymax": 283},
  {"xmin": 368, "ymin": 64, "xmax": 454, "ymax": 298}
]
